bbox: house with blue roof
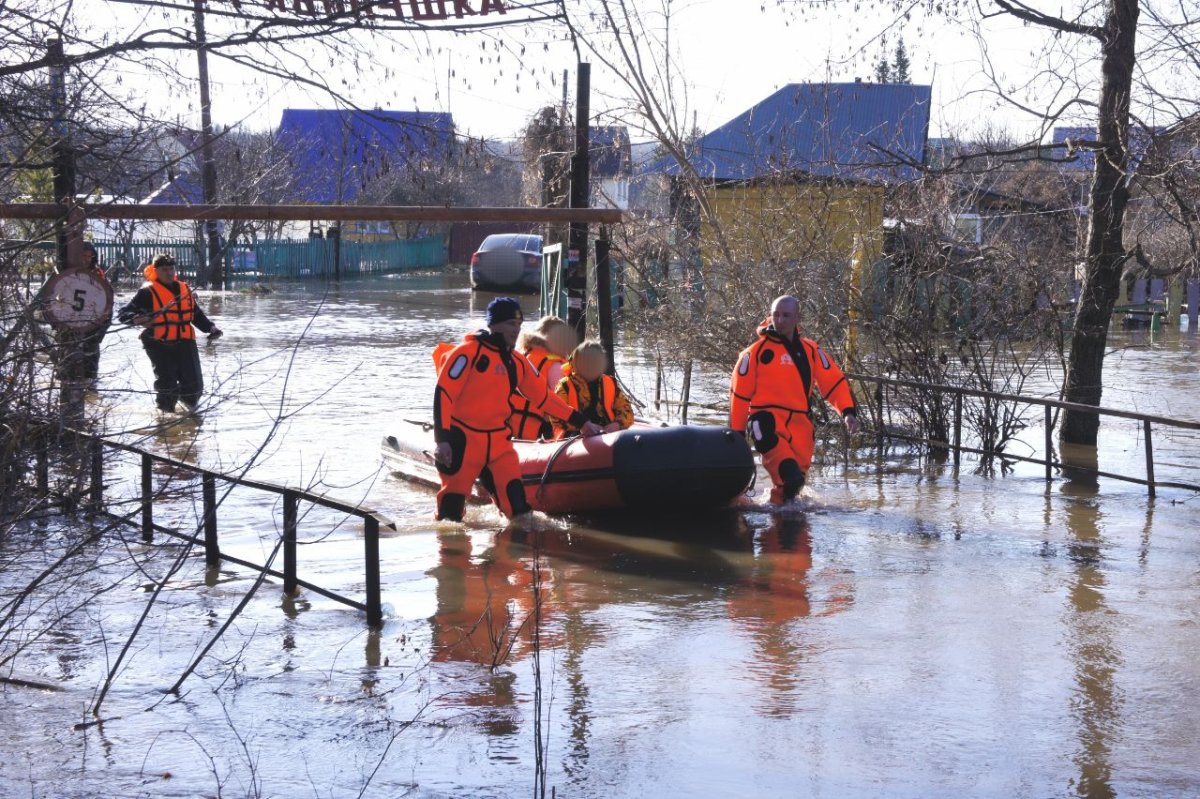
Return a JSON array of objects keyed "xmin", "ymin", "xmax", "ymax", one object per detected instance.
[
  {"xmin": 275, "ymin": 108, "xmax": 457, "ymax": 239},
  {"xmin": 590, "ymin": 126, "xmax": 633, "ymax": 209},
  {"xmin": 642, "ymin": 81, "xmax": 932, "ymax": 270}
]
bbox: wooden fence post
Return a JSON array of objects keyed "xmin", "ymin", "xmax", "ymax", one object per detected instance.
[
  {"xmin": 283, "ymin": 490, "xmax": 298, "ymax": 595},
  {"xmin": 202, "ymin": 473, "xmax": 219, "ymax": 568},
  {"xmin": 88, "ymin": 437, "xmax": 104, "ymax": 510},
  {"xmin": 140, "ymin": 453, "xmax": 153, "ymax": 542},
  {"xmin": 364, "ymin": 516, "xmax": 382, "ymax": 627},
  {"xmin": 1144, "ymin": 419, "xmax": 1156, "ymax": 499},
  {"xmin": 1044, "ymin": 404, "xmax": 1053, "ymax": 483},
  {"xmin": 953, "ymin": 393, "xmax": 963, "ymax": 467}
]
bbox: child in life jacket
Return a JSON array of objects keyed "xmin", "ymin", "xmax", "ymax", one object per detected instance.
[
  {"xmin": 552, "ymin": 340, "xmax": 635, "ymax": 438},
  {"xmin": 511, "ymin": 316, "xmax": 576, "ymax": 440}
]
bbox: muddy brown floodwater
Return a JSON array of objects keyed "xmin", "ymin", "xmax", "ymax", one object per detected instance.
[{"xmin": 1, "ymin": 273, "xmax": 1198, "ymax": 798}]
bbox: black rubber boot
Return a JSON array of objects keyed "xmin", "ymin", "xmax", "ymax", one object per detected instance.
[
  {"xmin": 436, "ymin": 493, "xmax": 467, "ymax": 522},
  {"xmin": 779, "ymin": 459, "xmax": 805, "ymax": 502}
]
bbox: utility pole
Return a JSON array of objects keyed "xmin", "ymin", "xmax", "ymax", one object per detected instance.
[
  {"xmin": 193, "ymin": 0, "xmax": 223, "ymax": 288},
  {"xmin": 47, "ymin": 39, "xmax": 75, "ymax": 273},
  {"xmin": 566, "ymin": 63, "xmax": 591, "ymax": 339}
]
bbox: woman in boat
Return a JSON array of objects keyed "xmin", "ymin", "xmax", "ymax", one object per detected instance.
[
  {"xmin": 552, "ymin": 340, "xmax": 635, "ymax": 438},
  {"xmin": 510, "ymin": 315, "xmax": 576, "ymax": 440}
]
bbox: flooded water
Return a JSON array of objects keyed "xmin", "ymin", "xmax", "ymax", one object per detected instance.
[{"xmin": 2, "ymin": 273, "xmax": 1198, "ymax": 798}]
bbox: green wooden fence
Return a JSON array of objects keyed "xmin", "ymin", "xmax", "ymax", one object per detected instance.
[{"xmin": 91, "ymin": 236, "xmax": 446, "ymax": 283}]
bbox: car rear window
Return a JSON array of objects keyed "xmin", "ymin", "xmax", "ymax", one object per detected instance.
[{"xmin": 480, "ymin": 234, "xmax": 543, "ymax": 252}]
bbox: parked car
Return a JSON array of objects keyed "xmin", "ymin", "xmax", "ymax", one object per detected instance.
[{"xmin": 470, "ymin": 233, "xmax": 543, "ymax": 293}]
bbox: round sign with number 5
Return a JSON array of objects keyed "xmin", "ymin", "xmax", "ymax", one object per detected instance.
[{"xmin": 42, "ymin": 269, "xmax": 113, "ymax": 332}]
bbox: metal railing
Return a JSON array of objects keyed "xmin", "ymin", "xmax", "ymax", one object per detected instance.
[
  {"xmin": 849, "ymin": 372, "xmax": 1200, "ymax": 496},
  {"xmin": 37, "ymin": 430, "xmax": 391, "ymax": 626}
]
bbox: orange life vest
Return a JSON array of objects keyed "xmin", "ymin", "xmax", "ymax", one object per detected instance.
[
  {"xmin": 510, "ymin": 345, "xmax": 566, "ymax": 440},
  {"xmin": 729, "ymin": 320, "xmax": 855, "ymax": 431},
  {"xmin": 523, "ymin": 346, "xmax": 565, "ymax": 377},
  {"xmin": 145, "ymin": 279, "xmax": 196, "ymax": 341},
  {"xmin": 559, "ymin": 373, "xmax": 619, "ymax": 424}
]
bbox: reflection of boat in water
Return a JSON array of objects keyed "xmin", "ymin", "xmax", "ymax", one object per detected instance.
[{"xmin": 381, "ymin": 423, "xmax": 755, "ymax": 515}]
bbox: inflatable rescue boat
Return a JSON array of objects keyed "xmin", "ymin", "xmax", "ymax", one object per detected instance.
[{"xmin": 381, "ymin": 423, "xmax": 755, "ymax": 515}]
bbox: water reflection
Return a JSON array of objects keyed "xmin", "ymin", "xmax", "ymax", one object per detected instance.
[
  {"xmin": 424, "ymin": 511, "xmax": 857, "ymax": 727},
  {"xmin": 1060, "ymin": 483, "xmax": 1123, "ymax": 799},
  {"xmin": 427, "ymin": 530, "xmax": 548, "ymax": 670}
]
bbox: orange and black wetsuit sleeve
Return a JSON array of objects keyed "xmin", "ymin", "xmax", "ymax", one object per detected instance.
[
  {"xmin": 729, "ymin": 344, "xmax": 759, "ymax": 431},
  {"xmin": 434, "ymin": 342, "xmax": 476, "ymax": 442},
  {"xmin": 516, "ymin": 353, "xmax": 587, "ymax": 428},
  {"xmin": 806, "ymin": 341, "xmax": 856, "ymax": 417}
]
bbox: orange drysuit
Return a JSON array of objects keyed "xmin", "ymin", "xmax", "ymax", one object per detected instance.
[
  {"xmin": 509, "ymin": 345, "xmax": 566, "ymax": 440},
  {"xmin": 434, "ymin": 330, "xmax": 587, "ymax": 521},
  {"xmin": 729, "ymin": 320, "xmax": 856, "ymax": 503}
]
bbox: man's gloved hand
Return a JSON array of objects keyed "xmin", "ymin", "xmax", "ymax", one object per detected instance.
[
  {"xmin": 208, "ymin": 327, "xmax": 223, "ymax": 340},
  {"xmin": 580, "ymin": 421, "xmax": 604, "ymax": 437},
  {"xmin": 844, "ymin": 413, "xmax": 860, "ymax": 436}
]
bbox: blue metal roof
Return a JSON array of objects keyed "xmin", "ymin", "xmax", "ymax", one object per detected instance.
[
  {"xmin": 1051, "ymin": 125, "xmax": 1162, "ymax": 173},
  {"xmin": 590, "ymin": 126, "xmax": 631, "ymax": 178},
  {"xmin": 145, "ymin": 173, "xmax": 204, "ymax": 205},
  {"xmin": 276, "ymin": 109, "xmax": 455, "ymax": 203},
  {"xmin": 1051, "ymin": 127, "xmax": 1096, "ymax": 172},
  {"xmin": 642, "ymin": 82, "xmax": 931, "ymax": 184}
]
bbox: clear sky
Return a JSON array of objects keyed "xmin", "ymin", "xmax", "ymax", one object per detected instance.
[{"xmin": 86, "ymin": 0, "xmax": 1125, "ymax": 145}]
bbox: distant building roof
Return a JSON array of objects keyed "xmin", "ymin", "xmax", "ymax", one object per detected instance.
[
  {"xmin": 643, "ymin": 82, "xmax": 932, "ymax": 184},
  {"xmin": 144, "ymin": 174, "xmax": 204, "ymax": 205},
  {"xmin": 590, "ymin": 126, "xmax": 631, "ymax": 178},
  {"xmin": 1051, "ymin": 125, "xmax": 1162, "ymax": 174},
  {"xmin": 276, "ymin": 109, "xmax": 455, "ymax": 203}
]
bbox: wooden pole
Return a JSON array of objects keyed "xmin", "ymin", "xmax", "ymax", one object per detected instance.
[
  {"xmin": 364, "ymin": 516, "xmax": 382, "ymax": 628},
  {"xmin": 566, "ymin": 63, "xmax": 592, "ymax": 339},
  {"xmin": 595, "ymin": 231, "xmax": 615, "ymax": 371},
  {"xmin": 140, "ymin": 453, "xmax": 153, "ymax": 542},
  {"xmin": 283, "ymin": 490, "xmax": 298, "ymax": 595},
  {"xmin": 202, "ymin": 473, "xmax": 220, "ymax": 569},
  {"xmin": 192, "ymin": 0, "xmax": 223, "ymax": 289},
  {"xmin": 47, "ymin": 40, "xmax": 74, "ymax": 274},
  {"xmin": 1143, "ymin": 419, "xmax": 1156, "ymax": 499}
]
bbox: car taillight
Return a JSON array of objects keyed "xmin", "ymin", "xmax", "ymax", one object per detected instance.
[
  {"xmin": 525, "ymin": 255, "xmax": 540, "ymax": 268},
  {"xmin": 471, "ymin": 252, "xmax": 480, "ymax": 267}
]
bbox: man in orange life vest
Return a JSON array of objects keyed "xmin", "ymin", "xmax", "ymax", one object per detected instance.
[
  {"xmin": 117, "ymin": 253, "xmax": 223, "ymax": 412},
  {"xmin": 729, "ymin": 295, "xmax": 859, "ymax": 503},
  {"xmin": 433, "ymin": 297, "xmax": 602, "ymax": 522}
]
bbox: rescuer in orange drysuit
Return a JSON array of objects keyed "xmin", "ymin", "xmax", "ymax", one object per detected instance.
[
  {"xmin": 510, "ymin": 315, "xmax": 575, "ymax": 440},
  {"xmin": 116, "ymin": 253, "xmax": 223, "ymax": 412},
  {"xmin": 729, "ymin": 295, "xmax": 859, "ymax": 504},
  {"xmin": 433, "ymin": 297, "xmax": 602, "ymax": 522}
]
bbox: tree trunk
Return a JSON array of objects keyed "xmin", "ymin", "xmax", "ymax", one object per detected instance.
[{"xmin": 1062, "ymin": 0, "xmax": 1140, "ymax": 446}]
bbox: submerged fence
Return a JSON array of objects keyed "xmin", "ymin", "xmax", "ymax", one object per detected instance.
[
  {"xmin": 851, "ymin": 372, "xmax": 1200, "ymax": 497},
  {"xmin": 31, "ymin": 430, "xmax": 390, "ymax": 627},
  {"xmin": 91, "ymin": 236, "xmax": 446, "ymax": 283}
]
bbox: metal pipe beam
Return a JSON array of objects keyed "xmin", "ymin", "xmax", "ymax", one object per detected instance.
[{"xmin": 0, "ymin": 203, "xmax": 623, "ymax": 224}]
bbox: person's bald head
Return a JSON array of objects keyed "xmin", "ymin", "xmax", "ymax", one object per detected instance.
[{"xmin": 770, "ymin": 295, "xmax": 800, "ymax": 339}]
